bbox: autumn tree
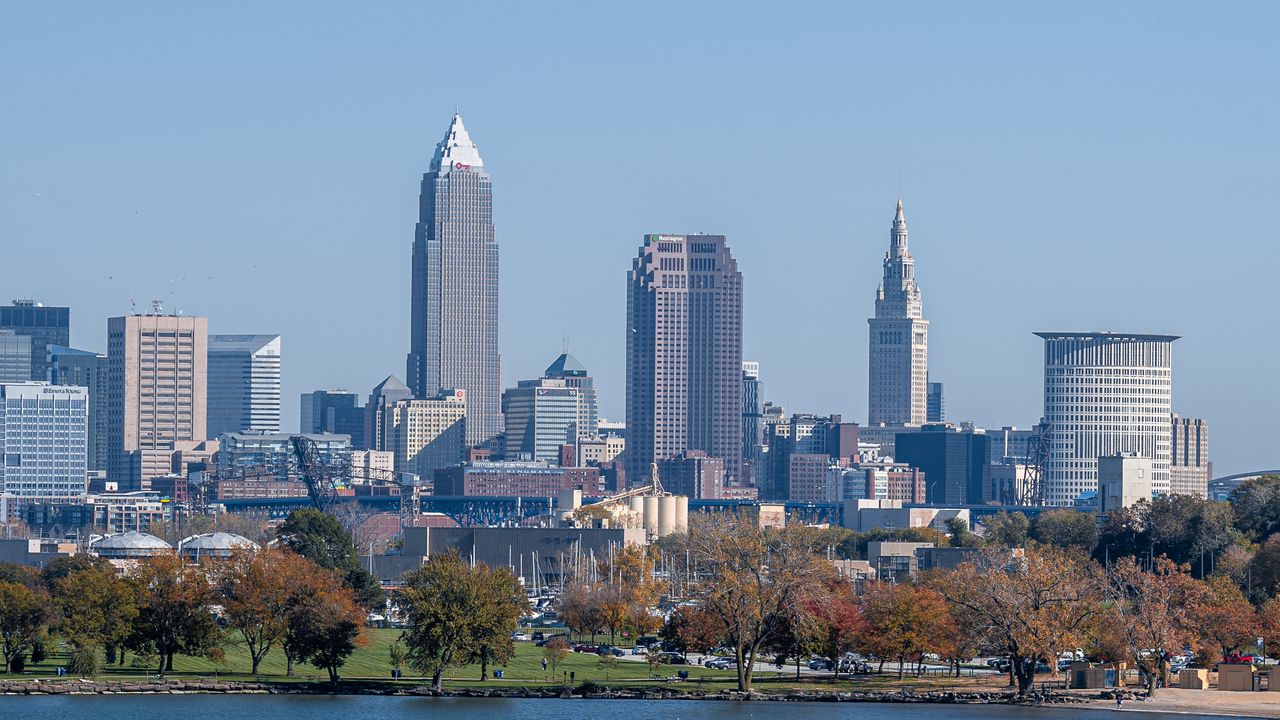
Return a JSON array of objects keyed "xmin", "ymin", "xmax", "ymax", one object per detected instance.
[
  {"xmin": 1259, "ymin": 596, "xmax": 1280, "ymax": 659},
  {"xmin": 942, "ymin": 545, "xmax": 1098, "ymax": 696},
  {"xmin": 216, "ymin": 548, "xmax": 318, "ymax": 675},
  {"xmin": 1099, "ymin": 556, "xmax": 1204, "ymax": 694},
  {"xmin": 127, "ymin": 554, "xmax": 225, "ymax": 673},
  {"xmin": 661, "ymin": 604, "xmax": 722, "ymax": 657},
  {"xmin": 1193, "ymin": 574, "xmax": 1259, "ymax": 659},
  {"xmin": 0, "ymin": 581, "xmax": 48, "ymax": 673},
  {"xmin": 686, "ymin": 513, "xmax": 835, "ymax": 691},
  {"xmin": 542, "ymin": 636, "xmax": 569, "ymax": 675},
  {"xmin": 558, "ymin": 581, "xmax": 605, "ymax": 641},
  {"xmin": 289, "ymin": 577, "xmax": 366, "ymax": 682},
  {"xmin": 799, "ymin": 580, "xmax": 865, "ymax": 678},
  {"xmin": 859, "ymin": 582, "xmax": 950, "ymax": 679},
  {"xmin": 51, "ymin": 564, "xmax": 138, "ymax": 675}
]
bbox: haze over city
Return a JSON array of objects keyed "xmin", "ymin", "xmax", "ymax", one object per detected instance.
[{"xmin": 3, "ymin": 2, "xmax": 1276, "ymax": 475}]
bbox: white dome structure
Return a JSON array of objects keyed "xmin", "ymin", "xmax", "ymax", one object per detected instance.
[
  {"xmin": 90, "ymin": 531, "xmax": 174, "ymax": 559},
  {"xmin": 177, "ymin": 532, "xmax": 259, "ymax": 559}
]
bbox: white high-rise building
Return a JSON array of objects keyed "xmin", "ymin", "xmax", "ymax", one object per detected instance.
[
  {"xmin": 868, "ymin": 199, "xmax": 929, "ymax": 427},
  {"xmin": 0, "ymin": 382, "xmax": 89, "ymax": 500},
  {"xmin": 208, "ymin": 335, "xmax": 281, "ymax": 437},
  {"xmin": 1037, "ymin": 332, "xmax": 1177, "ymax": 507}
]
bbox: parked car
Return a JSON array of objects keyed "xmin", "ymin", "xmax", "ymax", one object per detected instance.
[
  {"xmin": 597, "ymin": 646, "xmax": 625, "ymax": 657},
  {"xmin": 658, "ymin": 652, "xmax": 687, "ymax": 665},
  {"xmin": 511, "ymin": 632, "xmax": 531, "ymax": 642},
  {"xmin": 573, "ymin": 644, "xmax": 599, "ymax": 654},
  {"xmin": 1223, "ymin": 653, "xmax": 1258, "ymax": 665},
  {"xmin": 807, "ymin": 657, "xmax": 834, "ymax": 670},
  {"xmin": 531, "ymin": 632, "xmax": 545, "ymax": 643},
  {"xmin": 708, "ymin": 657, "xmax": 735, "ymax": 670},
  {"xmin": 635, "ymin": 636, "xmax": 659, "ymax": 649}
]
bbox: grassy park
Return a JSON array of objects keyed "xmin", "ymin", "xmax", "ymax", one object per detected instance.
[{"xmin": 0, "ymin": 629, "xmax": 755, "ymax": 687}]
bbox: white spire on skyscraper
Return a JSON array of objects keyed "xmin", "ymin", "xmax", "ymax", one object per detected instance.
[{"xmin": 429, "ymin": 113, "xmax": 484, "ymax": 173}]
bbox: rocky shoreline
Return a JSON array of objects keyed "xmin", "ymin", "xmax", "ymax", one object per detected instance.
[{"xmin": 0, "ymin": 678, "xmax": 1093, "ymax": 705}]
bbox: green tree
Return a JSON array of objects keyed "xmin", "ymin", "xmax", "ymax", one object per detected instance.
[
  {"xmin": 0, "ymin": 581, "xmax": 48, "ymax": 673},
  {"xmin": 947, "ymin": 516, "xmax": 983, "ymax": 548},
  {"xmin": 389, "ymin": 641, "xmax": 407, "ymax": 675},
  {"xmin": 466, "ymin": 563, "xmax": 527, "ymax": 681},
  {"xmin": 1228, "ymin": 475, "xmax": 1280, "ymax": 542},
  {"xmin": 400, "ymin": 551, "xmax": 524, "ymax": 690},
  {"xmin": 127, "ymin": 555, "xmax": 224, "ymax": 673},
  {"xmin": 276, "ymin": 508, "xmax": 384, "ymax": 609},
  {"xmin": 983, "ymin": 512, "xmax": 1030, "ymax": 548},
  {"xmin": 1031, "ymin": 508, "xmax": 1099, "ymax": 552},
  {"xmin": 51, "ymin": 565, "xmax": 138, "ymax": 675}
]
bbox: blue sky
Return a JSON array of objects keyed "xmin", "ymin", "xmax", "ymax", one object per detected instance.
[{"xmin": 2, "ymin": 2, "xmax": 1276, "ymax": 475}]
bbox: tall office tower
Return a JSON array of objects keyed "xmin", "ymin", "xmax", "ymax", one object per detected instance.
[
  {"xmin": 300, "ymin": 390, "xmax": 366, "ymax": 448},
  {"xmin": 385, "ymin": 389, "xmax": 467, "ymax": 481},
  {"xmin": 626, "ymin": 234, "xmax": 743, "ymax": 487},
  {"xmin": 365, "ymin": 376, "xmax": 414, "ymax": 452},
  {"xmin": 544, "ymin": 353, "xmax": 598, "ymax": 438},
  {"xmin": 49, "ymin": 345, "xmax": 109, "ymax": 473},
  {"xmin": 0, "ymin": 383, "xmax": 88, "ymax": 500},
  {"xmin": 0, "ymin": 331, "xmax": 32, "ymax": 383},
  {"xmin": 1037, "ymin": 332, "xmax": 1176, "ymax": 506},
  {"xmin": 406, "ymin": 113, "xmax": 501, "ymax": 447},
  {"xmin": 1170, "ymin": 414, "xmax": 1211, "ymax": 497},
  {"xmin": 741, "ymin": 361, "xmax": 763, "ymax": 485},
  {"xmin": 0, "ymin": 300, "xmax": 70, "ymax": 381},
  {"xmin": 107, "ymin": 314, "xmax": 209, "ymax": 490},
  {"xmin": 207, "ymin": 335, "xmax": 281, "ymax": 438},
  {"xmin": 502, "ymin": 378, "xmax": 579, "ymax": 463},
  {"xmin": 926, "ymin": 381, "xmax": 945, "ymax": 423},
  {"xmin": 868, "ymin": 199, "xmax": 929, "ymax": 427}
]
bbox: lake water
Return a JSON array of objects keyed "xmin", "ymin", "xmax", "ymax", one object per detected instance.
[{"xmin": 0, "ymin": 695, "xmax": 1234, "ymax": 720}]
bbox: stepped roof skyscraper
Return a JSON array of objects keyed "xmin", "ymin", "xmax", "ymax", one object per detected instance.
[
  {"xmin": 407, "ymin": 114, "xmax": 500, "ymax": 447},
  {"xmin": 626, "ymin": 234, "xmax": 743, "ymax": 487},
  {"xmin": 868, "ymin": 199, "xmax": 929, "ymax": 426}
]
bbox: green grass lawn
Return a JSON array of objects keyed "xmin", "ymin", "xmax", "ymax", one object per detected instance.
[{"xmin": 2, "ymin": 630, "xmax": 750, "ymax": 687}]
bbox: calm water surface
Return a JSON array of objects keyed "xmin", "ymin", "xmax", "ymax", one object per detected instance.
[{"xmin": 0, "ymin": 695, "xmax": 1235, "ymax": 720}]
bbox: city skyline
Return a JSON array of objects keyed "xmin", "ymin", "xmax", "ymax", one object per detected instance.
[{"xmin": 2, "ymin": 3, "xmax": 1273, "ymax": 475}]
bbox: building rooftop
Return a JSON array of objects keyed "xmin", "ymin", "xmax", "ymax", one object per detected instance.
[
  {"xmin": 177, "ymin": 532, "xmax": 259, "ymax": 556},
  {"xmin": 544, "ymin": 352, "xmax": 587, "ymax": 377},
  {"xmin": 90, "ymin": 531, "xmax": 173, "ymax": 554},
  {"xmin": 1033, "ymin": 331, "xmax": 1181, "ymax": 342}
]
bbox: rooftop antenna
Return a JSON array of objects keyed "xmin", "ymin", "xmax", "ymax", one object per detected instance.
[
  {"xmin": 129, "ymin": 296, "xmax": 136, "ymax": 314},
  {"xmin": 151, "ymin": 299, "xmax": 163, "ymax": 315}
]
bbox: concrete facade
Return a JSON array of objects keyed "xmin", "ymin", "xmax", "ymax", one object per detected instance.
[
  {"xmin": 1038, "ymin": 332, "xmax": 1175, "ymax": 506},
  {"xmin": 626, "ymin": 233, "xmax": 743, "ymax": 486},
  {"xmin": 386, "ymin": 388, "xmax": 467, "ymax": 481},
  {"xmin": 1098, "ymin": 453, "xmax": 1155, "ymax": 512},
  {"xmin": 1170, "ymin": 414, "xmax": 1210, "ymax": 497},
  {"xmin": 106, "ymin": 314, "xmax": 208, "ymax": 490},
  {"xmin": 868, "ymin": 200, "xmax": 928, "ymax": 427}
]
